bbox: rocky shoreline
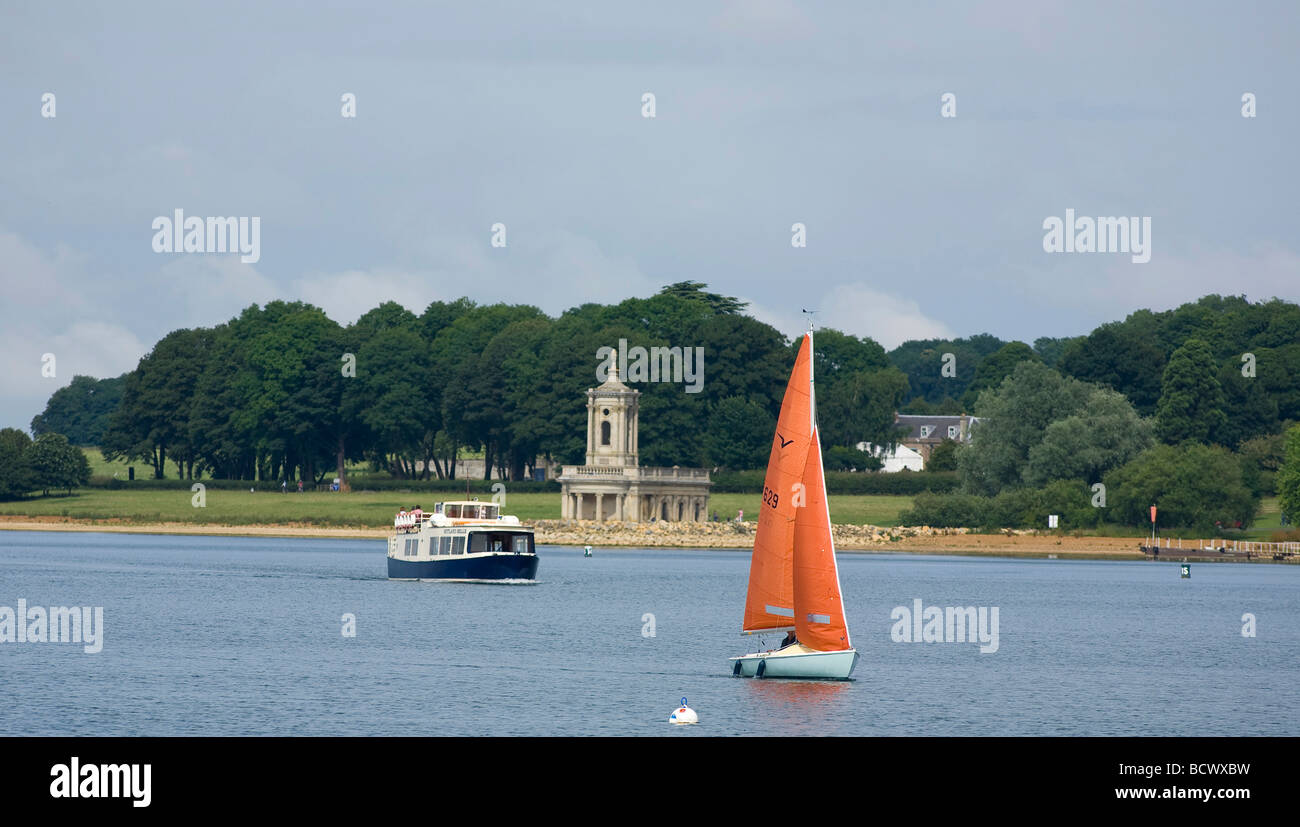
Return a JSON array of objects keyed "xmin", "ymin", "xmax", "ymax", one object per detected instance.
[
  {"xmin": 531, "ymin": 519, "xmax": 974, "ymax": 550},
  {"xmin": 6, "ymin": 515, "xmax": 1286, "ymax": 562}
]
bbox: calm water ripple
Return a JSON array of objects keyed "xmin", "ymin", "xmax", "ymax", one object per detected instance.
[{"xmin": 1, "ymin": 531, "xmax": 1297, "ymax": 736}]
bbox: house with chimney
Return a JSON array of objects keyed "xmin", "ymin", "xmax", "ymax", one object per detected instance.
[{"xmin": 893, "ymin": 413, "xmax": 980, "ymax": 465}]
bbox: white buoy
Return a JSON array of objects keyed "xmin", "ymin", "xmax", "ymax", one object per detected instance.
[
  {"xmin": 584, "ymin": 545, "xmax": 593, "ymax": 557},
  {"xmin": 669, "ymin": 696, "xmax": 698, "ymax": 725}
]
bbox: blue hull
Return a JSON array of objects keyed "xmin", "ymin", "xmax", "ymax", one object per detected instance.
[{"xmin": 388, "ymin": 553, "xmax": 539, "ymax": 581}]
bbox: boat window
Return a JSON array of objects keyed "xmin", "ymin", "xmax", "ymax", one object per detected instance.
[
  {"xmin": 512, "ymin": 535, "xmax": 529, "ymax": 553},
  {"xmin": 439, "ymin": 536, "xmax": 451, "ymax": 555},
  {"xmin": 486, "ymin": 505, "xmax": 499, "ymax": 519},
  {"xmin": 434, "ymin": 503, "xmax": 444, "ymax": 514},
  {"xmin": 489, "ymin": 536, "xmax": 505, "ymax": 552},
  {"xmin": 445, "ymin": 504, "xmax": 462, "ymax": 518},
  {"xmin": 452, "ymin": 536, "xmax": 465, "ymax": 555},
  {"xmin": 469, "ymin": 533, "xmax": 486, "ymax": 554}
]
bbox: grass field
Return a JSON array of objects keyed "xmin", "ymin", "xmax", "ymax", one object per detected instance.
[
  {"xmin": 0, "ymin": 488, "xmax": 915, "ymax": 528},
  {"xmin": 1244, "ymin": 497, "xmax": 1284, "ymax": 539},
  {"xmin": 85, "ymin": 448, "xmax": 135, "ymax": 479}
]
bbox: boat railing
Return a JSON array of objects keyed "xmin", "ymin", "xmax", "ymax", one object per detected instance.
[{"xmin": 393, "ymin": 513, "xmax": 429, "ymax": 533}]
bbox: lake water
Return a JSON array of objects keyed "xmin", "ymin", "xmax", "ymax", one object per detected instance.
[{"xmin": 2, "ymin": 531, "xmax": 1297, "ymax": 736}]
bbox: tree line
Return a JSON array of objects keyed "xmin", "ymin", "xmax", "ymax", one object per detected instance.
[
  {"xmin": 26, "ymin": 289, "xmax": 1300, "ymax": 526},
  {"xmin": 892, "ymin": 294, "xmax": 1300, "ymax": 447},
  {"xmin": 30, "ymin": 283, "xmax": 906, "ymax": 487},
  {"xmin": 902, "ymin": 354, "xmax": 1293, "ymax": 532}
]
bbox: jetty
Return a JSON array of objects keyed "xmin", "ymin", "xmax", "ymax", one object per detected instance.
[{"xmin": 1140, "ymin": 538, "xmax": 1300, "ymax": 562}]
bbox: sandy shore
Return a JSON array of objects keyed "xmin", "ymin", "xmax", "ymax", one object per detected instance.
[
  {"xmin": 0, "ymin": 516, "xmax": 387, "ymax": 540},
  {"xmin": 0, "ymin": 514, "xmax": 1162, "ymax": 560}
]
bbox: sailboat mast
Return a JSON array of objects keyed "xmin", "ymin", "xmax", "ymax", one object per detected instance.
[{"xmin": 807, "ymin": 323, "xmax": 816, "ymax": 436}]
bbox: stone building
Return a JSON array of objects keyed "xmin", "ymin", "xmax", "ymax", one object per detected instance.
[
  {"xmin": 558, "ymin": 364, "xmax": 711, "ymax": 522},
  {"xmin": 894, "ymin": 413, "xmax": 980, "ymax": 463}
]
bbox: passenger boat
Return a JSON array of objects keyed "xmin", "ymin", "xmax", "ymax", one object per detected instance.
[
  {"xmin": 729, "ymin": 330, "xmax": 859, "ymax": 679},
  {"xmin": 386, "ymin": 500, "xmax": 539, "ymax": 581}
]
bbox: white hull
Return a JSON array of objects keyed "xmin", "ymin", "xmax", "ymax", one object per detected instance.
[{"xmin": 729, "ymin": 646, "xmax": 859, "ymax": 680}]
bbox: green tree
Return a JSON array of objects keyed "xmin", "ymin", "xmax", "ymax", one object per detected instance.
[
  {"xmin": 959, "ymin": 341, "xmax": 1040, "ymax": 411},
  {"xmin": 958, "ymin": 361, "xmax": 1094, "ymax": 495},
  {"xmin": 1105, "ymin": 443, "xmax": 1257, "ymax": 531},
  {"xmin": 434, "ymin": 303, "xmax": 548, "ymax": 478},
  {"xmin": 358, "ymin": 327, "xmax": 432, "ymax": 478},
  {"xmin": 0, "ymin": 428, "xmax": 35, "ymax": 499},
  {"xmin": 1154, "ymin": 338, "xmax": 1227, "ymax": 444},
  {"xmin": 927, "ymin": 439, "xmax": 959, "ymax": 472},
  {"xmin": 823, "ymin": 445, "xmax": 881, "ymax": 472},
  {"xmin": 817, "ymin": 365, "xmax": 909, "ymax": 451},
  {"xmin": 31, "ymin": 374, "xmax": 125, "ymax": 445},
  {"xmin": 705, "ymin": 396, "xmax": 775, "ymax": 469},
  {"xmin": 1276, "ymin": 425, "xmax": 1300, "ymax": 526},
  {"xmin": 1024, "ymin": 387, "xmax": 1153, "ymax": 486},
  {"xmin": 24, "ymin": 433, "xmax": 91, "ymax": 495},
  {"xmin": 1214, "ymin": 360, "xmax": 1278, "ymax": 448},
  {"xmin": 102, "ymin": 327, "xmax": 213, "ymax": 479},
  {"xmin": 1033, "ymin": 336, "xmax": 1080, "ymax": 369},
  {"xmin": 888, "ymin": 333, "xmax": 1005, "ymax": 407},
  {"xmin": 657, "ymin": 281, "xmax": 747, "ymax": 315},
  {"xmin": 1058, "ymin": 314, "xmax": 1166, "ymax": 415}
]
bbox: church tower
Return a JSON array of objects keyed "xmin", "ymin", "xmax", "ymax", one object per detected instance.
[
  {"xmin": 559, "ymin": 352, "xmax": 708, "ymax": 523},
  {"xmin": 585, "ymin": 361, "xmax": 639, "ymax": 467}
]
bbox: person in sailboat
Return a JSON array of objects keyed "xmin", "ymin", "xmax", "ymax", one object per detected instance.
[{"xmin": 779, "ymin": 630, "xmax": 798, "ymax": 649}]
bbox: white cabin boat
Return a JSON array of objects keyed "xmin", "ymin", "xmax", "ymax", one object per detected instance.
[{"xmin": 386, "ymin": 500, "xmax": 538, "ymax": 581}]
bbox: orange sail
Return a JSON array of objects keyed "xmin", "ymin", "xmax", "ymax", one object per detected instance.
[
  {"xmin": 741, "ymin": 334, "xmax": 813, "ymax": 634},
  {"xmin": 792, "ymin": 426, "xmax": 852, "ymax": 651}
]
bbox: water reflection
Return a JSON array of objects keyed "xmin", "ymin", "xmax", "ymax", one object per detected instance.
[{"xmin": 743, "ymin": 679, "xmax": 857, "ymax": 735}]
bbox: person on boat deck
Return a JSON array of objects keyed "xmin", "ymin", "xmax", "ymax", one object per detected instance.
[
  {"xmin": 397, "ymin": 508, "xmax": 408, "ymax": 529},
  {"xmin": 412, "ymin": 505, "xmax": 423, "ymax": 523},
  {"xmin": 780, "ymin": 630, "xmax": 798, "ymax": 649}
]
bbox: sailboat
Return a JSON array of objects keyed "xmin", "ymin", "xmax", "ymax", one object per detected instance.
[{"xmin": 729, "ymin": 331, "xmax": 859, "ymax": 680}]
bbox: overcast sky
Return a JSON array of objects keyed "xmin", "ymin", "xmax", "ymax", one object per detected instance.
[{"xmin": 2, "ymin": 1, "xmax": 1297, "ymax": 430}]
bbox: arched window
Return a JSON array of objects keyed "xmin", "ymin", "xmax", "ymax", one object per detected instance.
[{"xmin": 601, "ymin": 421, "xmax": 611, "ymax": 446}]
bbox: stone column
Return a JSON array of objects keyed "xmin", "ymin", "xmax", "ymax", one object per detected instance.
[
  {"xmin": 631, "ymin": 400, "xmax": 639, "ymax": 465},
  {"xmin": 595, "ymin": 493, "xmax": 604, "ymax": 522},
  {"xmin": 586, "ymin": 392, "xmax": 595, "ymax": 464}
]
